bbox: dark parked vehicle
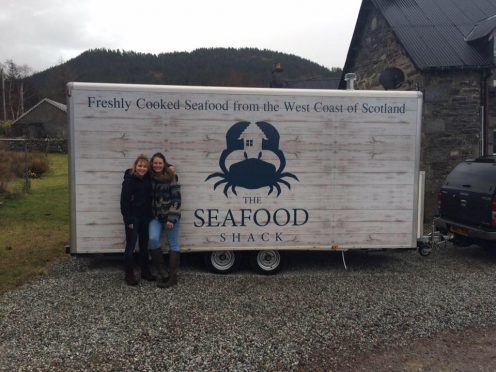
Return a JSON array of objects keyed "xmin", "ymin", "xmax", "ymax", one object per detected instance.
[{"xmin": 435, "ymin": 156, "xmax": 496, "ymax": 248}]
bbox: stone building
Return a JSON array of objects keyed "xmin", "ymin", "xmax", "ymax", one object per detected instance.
[
  {"xmin": 10, "ymin": 98, "xmax": 67, "ymax": 139},
  {"xmin": 341, "ymin": 0, "xmax": 496, "ymax": 220}
]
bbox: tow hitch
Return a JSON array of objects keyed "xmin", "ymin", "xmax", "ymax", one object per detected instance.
[{"xmin": 417, "ymin": 218, "xmax": 453, "ymax": 256}]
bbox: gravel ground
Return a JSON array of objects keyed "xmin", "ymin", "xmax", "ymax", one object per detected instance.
[{"xmin": 1, "ymin": 243, "xmax": 496, "ymax": 371}]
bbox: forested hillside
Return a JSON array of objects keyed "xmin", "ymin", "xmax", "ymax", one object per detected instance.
[{"xmin": 25, "ymin": 48, "xmax": 341, "ymax": 106}]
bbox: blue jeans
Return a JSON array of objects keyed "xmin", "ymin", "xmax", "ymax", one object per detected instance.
[{"xmin": 149, "ymin": 218, "xmax": 181, "ymax": 252}]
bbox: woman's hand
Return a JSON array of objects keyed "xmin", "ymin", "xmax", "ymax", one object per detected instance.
[
  {"xmin": 127, "ymin": 224, "xmax": 134, "ymax": 229},
  {"xmin": 166, "ymin": 221, "xmax": 174, "ymax": 230}
]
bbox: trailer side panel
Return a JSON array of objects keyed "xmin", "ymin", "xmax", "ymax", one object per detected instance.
[{"xmin": 68, "ymin": 83, "xmax": 422, "ymax": 254}]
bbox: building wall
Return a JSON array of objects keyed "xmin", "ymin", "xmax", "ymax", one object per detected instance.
[
  {"xmin": 11, "ymin": 102, "xmax": 67, "ymax": 138},
  {"xmin": 421, "ymin": 70, "xmax": 481, "ymax": 218},
  {"xmin": 487, "ymin": 89, "xmax": 496, "ymax": 155},
  {"xmin": 347, "ymin": 4, "xmax": 483, "ymax": 220},
  {"xmin": 351, "ymin": 6, "xmax": 421, "ymax": 91}
]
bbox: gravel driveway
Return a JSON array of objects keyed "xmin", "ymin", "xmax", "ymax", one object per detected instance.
[{"xmin": 1, "ymin": 244, "xmax": 496, "ymax": 371}]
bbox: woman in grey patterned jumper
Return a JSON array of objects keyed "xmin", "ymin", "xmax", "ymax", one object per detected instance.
[{"xmin": 148, "ymin": 152, "xmax": 182, "ymax": 288}]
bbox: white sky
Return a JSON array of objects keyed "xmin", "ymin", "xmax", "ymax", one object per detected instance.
[{"xmin": 0, "ymin": 0, "xmax": 363, "ymax": 73}]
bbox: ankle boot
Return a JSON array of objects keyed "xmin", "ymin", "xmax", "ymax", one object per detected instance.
[
  {"xmin": 150, "ymin": 249, "xmax": 168, "ymax": 286},
  {"xmin": 124, "ymin": 258, "xmax": 138, "ymax": 286},
  {"xmin": 141, "ymin": 264, "xmax": 156, "ymax": 282},
  {"xmin": 164, "ymin": 251, "xmax": 180, "ymax": 288}
]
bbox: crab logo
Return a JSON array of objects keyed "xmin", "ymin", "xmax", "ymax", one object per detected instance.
[{"xmin": 206, "ymin": 121, "xmax": 299, "ymax": 197}]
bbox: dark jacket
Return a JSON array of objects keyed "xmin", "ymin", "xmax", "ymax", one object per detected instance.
[
  {"xmin": 151, "ymin": 173, "xmax": 181, "ymax": 224},
  {"xmin": 120, "ymin": 169, "xmax": 152, "ymax": 226}
]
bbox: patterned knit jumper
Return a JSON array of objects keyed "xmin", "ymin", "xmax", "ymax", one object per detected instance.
[{"xmin": 151, "ymin": 174, "xmax": 181, "ymax": 223}]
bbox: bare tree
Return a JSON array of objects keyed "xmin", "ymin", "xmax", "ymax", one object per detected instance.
[
  {"xmin": 0, "ymin": 62, "xmax": 6, "ymax": 121},
  {"xmin": 2, "ymin": 60, "xmax": 32, "ymax": 120},
  {"xmin": 18, "ymin": 64, "xmax": 31, "ymax": 116}
]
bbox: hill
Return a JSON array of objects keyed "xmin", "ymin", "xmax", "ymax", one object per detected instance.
[{"xmin": 25, "ymin": 48, "xmax": 341, "ymax": 106}]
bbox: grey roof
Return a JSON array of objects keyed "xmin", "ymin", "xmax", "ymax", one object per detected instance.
[
  {"xmin": 12, "ymin": 98, "xmax": 66, "ymax": 125},
  {"xmin": 466, "ymin": 14, "xmax": 496, "ymax": 41},
  {"xmin": 44, "ymin": 98, "xmax": 67, "ymax": 112},
  {"xmin": 349, "ymin": 0, "xmax": 496, "ymax": 70}
]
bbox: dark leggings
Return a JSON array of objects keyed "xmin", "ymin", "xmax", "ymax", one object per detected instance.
[{"xmin": 124, "ymin": 218, "xmax": 149, "ymax": 263}]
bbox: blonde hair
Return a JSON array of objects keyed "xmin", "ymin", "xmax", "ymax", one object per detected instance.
[{"xmin": 131, "ymin": 154, "xmax": 149, "ymax": 176}]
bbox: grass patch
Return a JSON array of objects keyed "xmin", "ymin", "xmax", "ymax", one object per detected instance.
[{"xmin": 0, "ymin": 154, "xmax": 69, "ymax": 293}]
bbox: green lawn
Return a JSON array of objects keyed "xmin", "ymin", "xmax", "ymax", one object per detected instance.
[{"xmin": 0, "ymin": 154, "xmax": 69, "ymax": 293}]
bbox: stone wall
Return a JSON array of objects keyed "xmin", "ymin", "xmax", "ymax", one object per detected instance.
[
  {"xmin": 487, "ymin": 89, "xmax": 496, "ymax": 154},
  {"xmin": 346, "ymin": 4, "xmax": 484, "ymax": 220},
  {"xmin": 421, "ymin": 71, "xmax": 481, "ymax": 218},
  {"xmin": 351, "ymin": 8, "xmax": 421, "ymax": 91},
  {"xmin": 1, "ymin": 139, "xmax": 68, "ymax": 153}
]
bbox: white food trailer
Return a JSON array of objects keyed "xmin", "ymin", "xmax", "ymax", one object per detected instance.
[{"xmin": 67, "ymin": 82, "xmax": 424, "ymax": 273}]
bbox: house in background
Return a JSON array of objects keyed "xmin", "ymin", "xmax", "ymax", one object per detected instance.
[
  {"xmin": 10, "ymin": 98, "xmax": 67, "ymax": 139},
  {"xmin": 341, "ymin": 0, "xmax": 496, "ymax": 220}
]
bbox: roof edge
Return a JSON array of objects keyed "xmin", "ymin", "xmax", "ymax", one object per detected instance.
[{"xmin": 12, "ymin": 98, "xmax": 67, "ymax": 125}]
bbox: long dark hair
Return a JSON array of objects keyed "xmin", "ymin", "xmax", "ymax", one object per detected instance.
[{"xmin": 150, "ymin": 152, "xmax": 174, "ymax": 181}]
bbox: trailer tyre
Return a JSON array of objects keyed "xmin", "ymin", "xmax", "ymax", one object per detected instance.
[
  {"xmin": 204, "ymin": 251, "xmax": 240, "ymax": 274},
  {"xmin": 250, "ymin": 250, "xmax": 283, "ymax": 275},
  {"xmin": 417, "ymin": 241, "xmax": 432, "ymax": 256}
]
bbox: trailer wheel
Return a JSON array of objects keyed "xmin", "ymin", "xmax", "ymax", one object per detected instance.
[
  {"xmin": 250, "ymin": 250, "xmax": 282, "ymax": 275},
  {"xmin": 204, "ymin": 251, "xmax": 240, "ymax": 274},
  {"xmin": 417, "ymin": 241, "xmax": 431, "ymax": 256}
]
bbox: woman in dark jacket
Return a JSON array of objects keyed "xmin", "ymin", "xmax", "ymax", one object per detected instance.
[
  {"xmin": 148, "ymin": 152, "xmax": 182, "ymax": 288},
  {"xmin": 120, "ymin": 154, "xmax": 155, "ymax": 285}
]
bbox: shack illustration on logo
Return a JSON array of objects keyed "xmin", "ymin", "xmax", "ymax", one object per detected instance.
[{"xmin": 206, "ymin": 121, "xmax": 299, "ymax": 197}]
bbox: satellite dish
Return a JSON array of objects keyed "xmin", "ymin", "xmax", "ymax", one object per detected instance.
[{"xmin": 379, "ymin": 67, "xmax": 405, "ymax": 90}]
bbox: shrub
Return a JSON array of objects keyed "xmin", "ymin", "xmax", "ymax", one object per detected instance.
[
  {"xmin": 0, "ymin": 121, "xmax": 13, "ymax": 137},
  {"xmin": 0, "ymin": 150, "xmax": 50, "ymax": 193},
  {"xmin": 0, "ymin": 160, "xmax": 14, "ymax": 193},
  {"xmin": 28, "ymin": 157, "xmax": 50, "ymax": 178}
]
